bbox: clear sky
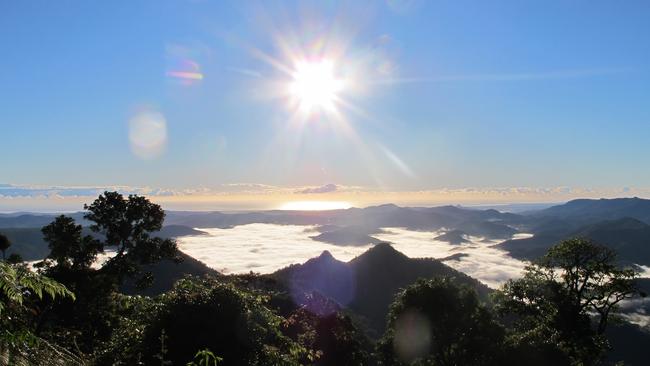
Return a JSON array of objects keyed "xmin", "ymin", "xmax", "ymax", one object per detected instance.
[{"xmin": 2, "ymin": 1, "xmax": 650, "ymax": 211}]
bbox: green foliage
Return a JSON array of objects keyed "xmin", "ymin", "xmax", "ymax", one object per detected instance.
[
  {"xmin": 187, "ymin": 349, "xmax": 223, "ymax": 366},
  {"xmin": 494, "ymin": 238, "xmax": 640, "ymax": 365},
  {"xmin": 377, "ymin": 277, "xmax": 504, "ymax": 366},
  {"xmin": 282, "ymin": 302, "xmax": 372, "ymax": 365},
  {"xmin": 0, "ymin": 261, "xmax": 75, "ymax": 317},
  {"xmin": 97, "ymin": 276, "xmax": 307, "ymax": 366},
  {"xmin": 0, "ymin": 261, "xmax": 78, "ymax": 364}
]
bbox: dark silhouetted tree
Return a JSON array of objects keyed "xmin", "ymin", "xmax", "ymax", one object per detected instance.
[
  {"xmin": 282, "ymin": 293, "xmax": 371, "ymax": 365},
  {"xmin": 6, "ymin": 253, "xmax": 23, "ymax": 264},
  {"xmin": 0, "ymin": 233, "xmax": 10, "ymax": 260},
  {"xmin": 32, "ymin": 192, "xmax": 180, "ymax": 354},
  {"xmin": 42, "ymin": 215, "xmax": 102, "ymax": 270},
  {"xmin": 495, "ymin": 238, "xmax": 641, "ymax": 366},
  {"xmin": 377, "ymin": 278, "xmax": 504, "ymax": 366},
  {"xmin": 84, "ymin": 191, "xmax": 179, "ymax": 287}
]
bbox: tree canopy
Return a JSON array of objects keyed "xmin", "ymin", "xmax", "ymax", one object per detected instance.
[
  {"xmin": 42, "ymin": 215, "xmax": 102, "ymax": 271},
  {"xmin": 377, "ymin": 278, "xmax": 504, "ymax": 366},
  {"xmin": 495, "ymin": 237, "xmax": 641, "ymax": 365},
  {"xmin": 98, "ymin": 277, "xmax": 307, "ymax": 366},
  {"xmin": 83, "ymin": 191, "xmax": 179, "ymax": 287}
]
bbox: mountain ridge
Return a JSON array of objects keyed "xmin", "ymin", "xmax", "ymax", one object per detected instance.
[{"xmin": 272, "ymin": 242, "xmax": 491, "ymax": 335}]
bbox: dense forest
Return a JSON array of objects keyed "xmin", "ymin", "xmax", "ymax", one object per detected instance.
[{"xmin": 1, "ymin": 192, "xmax": 647, "ymax": 365}]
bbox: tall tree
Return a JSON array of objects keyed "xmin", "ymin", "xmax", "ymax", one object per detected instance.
[
  {"xmin": 495, "ymin": 238, "xmax": 641, "ymax": 365},
  {"xmin": 83, "ymin": 191, "xmax": 179, "ymax": 287},
  {"xmin": 0, "ymin": 233, "xmax": 10, "ymax": 260}
]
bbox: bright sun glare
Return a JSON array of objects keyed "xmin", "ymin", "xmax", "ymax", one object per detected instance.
[{"xmin": 289, "ymin": 60, "xmax": 344, "ymax": 112}]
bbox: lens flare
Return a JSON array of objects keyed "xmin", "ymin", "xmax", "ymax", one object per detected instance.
[
  {"xmin": 166, "ymin": 70, "xmax": 204, "ymax": 80},
  {"xmin": 393, "ymin": 310, "xmax": 432, "ymax": 362},
  {"xmin": 166, "ymin": 58, "xmax": 204, "ymax": 85},
  {"xmin": 128, "ymin": 109, "xmax": 168, "ymax": 160}
]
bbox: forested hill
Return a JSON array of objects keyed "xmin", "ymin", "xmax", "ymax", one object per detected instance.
[
  {"xmin": 120, "ymin": 251, "xmax": 219, "ymax": 296},
  {"xmin": 530, "ymin": 197, "xmax": 650, "ymax": 224},
  {"xmin": 500, "ymin": 216, "xmax": 650, "ymax": 264},
  {"xmin": 273, "ymin": 242, "xmax": 491, "ymax": 335}
]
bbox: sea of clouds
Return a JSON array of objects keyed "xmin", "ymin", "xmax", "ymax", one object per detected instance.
[
  {"xmin": 178, "ymin": 225, "xmax": 650, "ymax": 329},
  {"xmin": 178, "ymin": 223, "xmax": 533, "ymax": 288}
]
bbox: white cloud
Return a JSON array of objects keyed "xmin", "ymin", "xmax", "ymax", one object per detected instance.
[
  {"xmin": 296, "ymin": 184, "xmax": 338, "ymax": 194},
  {"xmin": 178, "ymin": 224, "xmax": 532, "ymax": 289},
  {"xmin": 178, "ymin": 224, "xmax": 372, "ymax": 274}
]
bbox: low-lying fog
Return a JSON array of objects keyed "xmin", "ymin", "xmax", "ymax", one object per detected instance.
[
  {"xmin": 178, "ymin": 224, "xmax": 650, "ymax": 329},
  {"xmin": 178, "ymin": 223, "xmax": 533, "ymax": 288}
]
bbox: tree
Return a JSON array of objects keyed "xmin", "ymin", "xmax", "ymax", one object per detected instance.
[
  {"xmin": 0, "ymin": 233, "xmax": 10, "ymax": 260},
  {"xmin": 31, "ymin": 192, "xmax": 181, "ymax": 353},
  {"xmin": 377, "ymin": 278, "xmax": 504, "ymax": 366},
  {"xmin": 282, "ymin": 296, "xmax": 371, "ymax": 365},
  {"xmin": 42, "ymin": 215, "xmax": 102, "ymax": 271},
  {"xmin": 495, "ymin": 238, "xmax": 641, "ymax": 365},
  {"xmin": 83, "ymin": 191, "xmax": 179, "ymax": 287},
  {"xmin": 98, "ymin": 277, "xmax": 306, "ymax": 366},
  {"xmin": 6, "ymin": 253, "xmax": 23, "ymax": 264}
]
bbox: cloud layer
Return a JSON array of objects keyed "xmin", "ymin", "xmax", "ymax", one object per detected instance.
[
  {"xmin": 178, "ymin": 223, "xmax": 533, "ymax": 288},
  {"xmin": 296, "ymin": 184, "xmax": 338, "ymax": 194},
  {"xmin": 3, "ymin": 182, "xmax": 650, "ymax": 212}
]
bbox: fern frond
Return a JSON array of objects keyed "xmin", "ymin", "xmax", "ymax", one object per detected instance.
[{"xmin": 0, "ymin": 261, "xmax": 75, "ymax": 316}]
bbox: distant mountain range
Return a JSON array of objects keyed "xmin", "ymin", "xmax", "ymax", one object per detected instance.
[
  {"xmin": 499, "ymin": 198, "xmax": 650, "ymax": 266},
  {"xmin": 0, "ymin": 203, "xmax": 523, "ymax": 251},
  {"xmin": 530, "ymin": 197, "xmax": 650, "ymax": 224},
  {"xmin": 167, "ymin": 203, "xmax": 524, "ymax": 246},
  {"xmin": 3, "ymin": 197, "xmax": 650, "ymax": 267}
]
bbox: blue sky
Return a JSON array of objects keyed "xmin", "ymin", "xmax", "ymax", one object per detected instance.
[{"xmin": 1, "ymin": 1, "xmax": 650, "ymax": 210}]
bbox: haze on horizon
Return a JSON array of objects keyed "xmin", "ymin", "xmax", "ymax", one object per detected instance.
[{"xmin": 2, "ymin": 1, "xmax": 650, "ymax": 212}]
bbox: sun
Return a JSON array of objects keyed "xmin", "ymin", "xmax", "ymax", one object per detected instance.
[{"xmin": 289, "ymin": 59, "xmax": 344, "ymax": 112}]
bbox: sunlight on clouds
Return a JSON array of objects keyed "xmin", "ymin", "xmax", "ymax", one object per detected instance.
[
  {"xmin": 5, "ymin": 184, "xmax": 650, "ymax": 212},
  {"xmin": 375, "ymin": 228, "xmax": 532, "ymax": 288},
  {"xmin": 178, "ymin": 223, "xmax": 531, "ymax": 288},
  {"xmin": 178, "ymin": 224, "xmax": 372, "ymax": 274}
]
